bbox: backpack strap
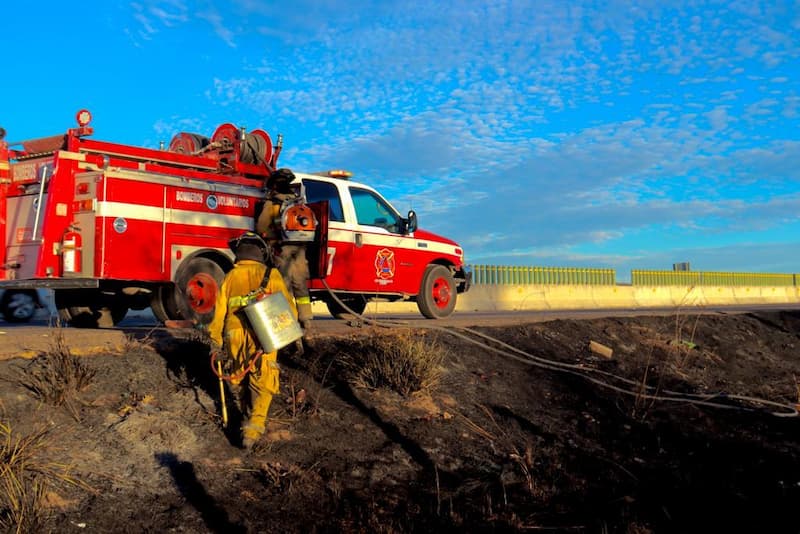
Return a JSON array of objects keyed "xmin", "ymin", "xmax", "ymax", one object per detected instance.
[{"xmin": 259, "ymin": 264, "xmax": 273, "ymax": 291}]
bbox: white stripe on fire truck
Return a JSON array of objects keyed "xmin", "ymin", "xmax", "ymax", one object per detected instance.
[
  {"xmin": 327, "ymin": 228, "xmax": 461, "ymax": 257},
  {"xmin": 96, "ymin": 201, "xmax": 253, "ymax": 228}
]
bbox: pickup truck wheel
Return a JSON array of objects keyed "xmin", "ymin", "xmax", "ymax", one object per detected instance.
[
  {"xmin": 325, "ymin": 294, "xmax": 367, "ymax": 319},
  {"xmin": 417, "ymin": 265, "xmax": 456, "ymax": 319},
  {"xmin": 174, "ymin": 257, "xmax": 224, "ymax": 325},
  {"xmin": 1, "ymin": 290, "xmax": 38, "ymax": 323}
]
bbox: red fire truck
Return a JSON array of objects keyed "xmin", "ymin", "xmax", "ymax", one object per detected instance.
[{"xmin": 0, "ymin": 111, "xmax": 470, "ymax": 327}]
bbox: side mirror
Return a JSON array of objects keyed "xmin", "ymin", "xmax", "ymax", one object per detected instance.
[{"xmin": 405, "ymin": 210, "xmax": 418, "ymax": 234}]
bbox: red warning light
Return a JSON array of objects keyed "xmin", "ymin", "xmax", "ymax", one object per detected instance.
[{"xmin": 76, "ymin": 109, "xmax": 92, "ymax": 127}]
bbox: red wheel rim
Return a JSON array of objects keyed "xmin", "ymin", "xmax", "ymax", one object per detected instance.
[
  {"xmin": 185, "ymin": 272, "xmax": 218, "ymax": 314},
  {"xmin": 431, "ymin": 276, "xmax": 452, "ymax": 309}
]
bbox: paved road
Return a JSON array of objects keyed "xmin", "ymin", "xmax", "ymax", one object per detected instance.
[{"xmin": 2, "ymin": 304, "xmax": 800, "ymax": 360}]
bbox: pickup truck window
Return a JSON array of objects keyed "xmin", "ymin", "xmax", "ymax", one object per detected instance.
[
  {"xmin": 350, "ymin": 187, "xmax": 400, "ymax": 233},
  {"xmin": 303, "ymin": 179, "xmax": 345, "ymax": 222}
]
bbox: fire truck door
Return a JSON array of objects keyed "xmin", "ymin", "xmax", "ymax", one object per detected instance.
[
  {"xmin": 347, "ymin": 187, "xmax": 409, "ymax": 293},
  {"xmin": 4, "ymin": 184, "xmax": 45, "ymax": 280},
  {"xmin": 301, "ymin": 179, "xmax": 355, "ymax": 288},
  {"xmin": 66, "ymin": 172, "xmax": 99, "ymax": 276},
  {"xmin": 305, "ymin": 201, "xmax": 329, "ymax": 279}
]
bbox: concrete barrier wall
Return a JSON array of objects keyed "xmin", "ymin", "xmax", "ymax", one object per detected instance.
[
  {"xmin": 457, "ymin": 284, "xmax": 800, "ymax": 312},
  {"xmin": 311, "ymin": 284, "xmax": 800, "ymax": 316}
]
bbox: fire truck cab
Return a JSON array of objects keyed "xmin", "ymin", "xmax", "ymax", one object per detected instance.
[
  {"xmin": 0, "ymin": 111, "xmax": 470, "ymax": 328},
  {"xmin": 293, "ymin": 170, "xmax": 470, "ymax": 319}
]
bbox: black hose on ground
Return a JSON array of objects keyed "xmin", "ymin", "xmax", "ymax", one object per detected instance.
[{"xmin": 320, "ymin": 279, "xmax": 798, "ymax": 417}]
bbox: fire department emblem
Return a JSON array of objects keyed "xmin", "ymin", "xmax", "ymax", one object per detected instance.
[{"xmin": 375, "ymin": 248, "xmax": 395, "ymax": 280}]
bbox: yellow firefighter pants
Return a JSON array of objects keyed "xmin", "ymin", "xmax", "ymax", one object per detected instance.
[{"xmin": 225, "ymin": 328, "xmax": 280, "ymax": 440}]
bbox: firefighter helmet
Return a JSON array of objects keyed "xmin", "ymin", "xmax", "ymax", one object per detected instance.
[
  {"xmin": 267, "ymin": 168, "xmax": 296, "ymax": 189},
  {"xmin": 228, "ymin": 231, "xmax": 270, "ymax": 262}
]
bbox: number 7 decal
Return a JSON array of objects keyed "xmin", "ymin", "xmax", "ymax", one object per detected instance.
[{"xmin": 326, "ymin": 246, "xmax": 336, "ymax": 276}]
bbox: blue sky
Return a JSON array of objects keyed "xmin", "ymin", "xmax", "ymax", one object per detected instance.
[{"xmin": 2, "ymin": 1, "xmax": 799, "ymax": 279}]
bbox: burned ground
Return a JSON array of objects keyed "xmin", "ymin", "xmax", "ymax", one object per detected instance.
[{"xmin": 1, "ymin": 311, "xmax": 799, "ymax": 533}]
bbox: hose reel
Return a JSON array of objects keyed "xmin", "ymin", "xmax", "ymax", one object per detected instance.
[
  {"xmin": 211, "ymin": 123, "xmax": 273, "ymax": 166},
  {"xmin": 168, "ymin": 132, "xmax": 210, "ymax": 155},
  {"xmin": 167, "ymin": 123, "xmax": 275, "ymax": 175}
]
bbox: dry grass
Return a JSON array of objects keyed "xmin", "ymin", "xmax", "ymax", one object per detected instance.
[
  {"xmin": 339, "ymin": 330, "xmax": 446, "ymax": 396},
  {"xmin": 18, "ymin": 328, "xmax": 96, "ymax": 421},
  {"xmin": 283, "ymin": 380, "xmax": 319, "ymax": 419},
  {"xmin": 0, "ymin": 422, "xmax": 91, "ymax": 533},
  {"xmin": 670, "ymin": 311, "xmax": 703, "ymax": 370},
  {"xmin": 631, "ymin": 345, "xmax": 660, "ymax": 421},
  {"xmin": 256, "ymin": 461, "xmax": 322, "ymax": 495},
  {"xmin": 0, "ymin": 472, "xmax": 48, "ymax": 534},
  {"xmin": 632, "ymin": 312, "xmax": 705, "ymax": 419},
  {"xmin": 445, "ymin": 406, "xmax": 558, "ymax": 529},
  {"xmin": 119, "ymin": 331, "xmax": 156, "ymax": 355},
  {"xmin": 474, "ymin": 405, "xmax": 543, "ymax": 500}
]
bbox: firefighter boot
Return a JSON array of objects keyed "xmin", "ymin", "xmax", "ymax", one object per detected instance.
[
  {"xmin": 242, "ymin": 358, "xmax": 279, "ymax": 450},
  {"xmin": 300, "ymin": 319, "xmax": 314, "ymax": 352},
  {"xmin": 241, "ymin": 391, "xmax": 273, "ymax": 450},
  {"xmin": 297, "ymin": 301, "xmax": 313, "ymax": 328},
  {"xmin": 242, "ymin": 423, "xmax": 264, "ymax": 450},
  {"xmin": 300, "ymin": 318, "xmax": 312, "ymax": 337}
]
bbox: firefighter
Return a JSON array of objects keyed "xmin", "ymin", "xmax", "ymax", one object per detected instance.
[
  {"xmin": 255, "ymin": 167, "xmax": 314, "ymax": 341},
  {"xmin": 207, "ymin": 231, "xmax": 297, "ymax": 450}
]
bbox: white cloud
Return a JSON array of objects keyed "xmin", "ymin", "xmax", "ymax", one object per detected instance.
[
  {"xmin": 705, "ymin": 106, "xmax": 731, "ymax": 131},
  {"xmin": 118, "ymin": 0, "xmax": 800, "ymax": 274},
  {"xmin": 197, "ymin": 6, "xmax": 236, "ymax": 47}
]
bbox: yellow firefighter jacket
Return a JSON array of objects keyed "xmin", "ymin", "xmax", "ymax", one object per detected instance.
[{"xmin": 207, "ymin": 259, "xmax": 297, "ymax": 350}]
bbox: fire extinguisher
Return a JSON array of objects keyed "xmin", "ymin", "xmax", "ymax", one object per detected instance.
[{"xmin": 62, "ymin": 228, "xmax": 82, "ymax": 274}]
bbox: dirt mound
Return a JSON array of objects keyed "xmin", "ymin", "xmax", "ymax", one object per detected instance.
[{"xmin": 1, "ymin": 311, "xmax": 799, "ymax": 533}]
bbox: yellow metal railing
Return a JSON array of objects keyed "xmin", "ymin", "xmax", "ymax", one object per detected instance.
[
  {"xmin": 630, "ymin": 270, "xmax": 798, "ymax": 287},
  {"xmin": 469, "ymin": 265, "xmax": 616, "ymax": 285},
  {"xmin": 468, "ymin": 265, "xmax": 800, "ymax": 287}
]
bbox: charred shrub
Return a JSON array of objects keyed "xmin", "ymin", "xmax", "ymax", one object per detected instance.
[
  {"xmin": 339, "ymin": 330, "xmax": 445, "ymax": 396},
  {"xmin": 18, "ymin": 328, "xmax": 96, "ymax": 420}
]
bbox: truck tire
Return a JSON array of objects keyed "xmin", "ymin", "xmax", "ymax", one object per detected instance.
[
  {"xmin": 54, "ymin": 290, "xmax": 128, "ymax": 328},
  {"xmin": 417, "ymin": 264, "xmax": 456, "ymax": 319},
  {"xmin": 1, "ymin": 290, "xmax": 38, "ymax": 323},
  {"xmin": 62, "ymin": 305, "xmax": 128, "ymax": 328},
  {"xmin": 325, "ymin": 294, "xmax": 367, "ymax": 319},
  {"xmin": 151, "ymin": 284, "xmax": 180, "ymax": 323},
  {"xmin": 174, "ymin": 257, "xmax": 225, "ymax": 325}
]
